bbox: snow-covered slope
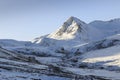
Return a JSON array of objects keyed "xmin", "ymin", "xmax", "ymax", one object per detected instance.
[
  {"xmin": 1, "ymin": 45, "xmax": 120, "ymax": 80},
  {"xmin": 89, "ymin": 18, "xmax": 120, "ymax": 37},
  {"xmin": 0, "ymin": 47, "xmax": 71, "ymax": 80},
  {"xmin": 81, "ymin": 34, "xmax": 120, "ymax": 65},
  {"xmin": 75, "ymin": 44, "xmax": 120, "ymax": 73},
  {"xmin": 0, "ymin": 39, "xmax": 34, "ymax": 48},
  {"xmin": 81, "ymin": 45, "xmax": 120, "ymax": 67},
  {"xmin": 0, "ymin": 39, "xmax": 65, "ymax": 57}
]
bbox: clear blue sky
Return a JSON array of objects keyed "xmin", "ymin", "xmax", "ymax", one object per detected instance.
[{"xmin": 0, "ymin": 0, "xmax": 120, "ymax": 41}]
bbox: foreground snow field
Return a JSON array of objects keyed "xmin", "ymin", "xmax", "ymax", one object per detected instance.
[
  {"xmin": 0, "ymin": 69, "xmax": 71, "ymax": 80},
  {"xmin": 1, "ymin": 17, "xmax": 120, "ymax": 80},
  {"xmin": 81, "ymin": 45, "xmax": 120, "ymax": 67}
]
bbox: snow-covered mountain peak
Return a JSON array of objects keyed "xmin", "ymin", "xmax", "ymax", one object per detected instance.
[
  {"xmin": 48, "ymin": 16, "xmax": 88, "ymax": 40},
  {"xmin": 61, "ymin": 16, "xmax": 87, "ymax": 31},
  {"xmin": 32, "ymin": 16, "xmax": 105, "ymax": 45},
  {"xmin": 65, "ymin": 16, "xmax": 85, "ymax": 25}
]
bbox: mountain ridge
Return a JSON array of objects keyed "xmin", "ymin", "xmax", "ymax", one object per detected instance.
[{"xmin": 32, "ymin": 16, "xmax": 105, "ymax": 47}]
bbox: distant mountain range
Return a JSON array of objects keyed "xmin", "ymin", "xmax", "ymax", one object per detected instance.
[
  {"xmin": 0, "ymin": 16, "xmax": 120, "ymax": 55},
  {"xmin": 33, "ymin": 16, "xmax": 120, "ymax": 45}
]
